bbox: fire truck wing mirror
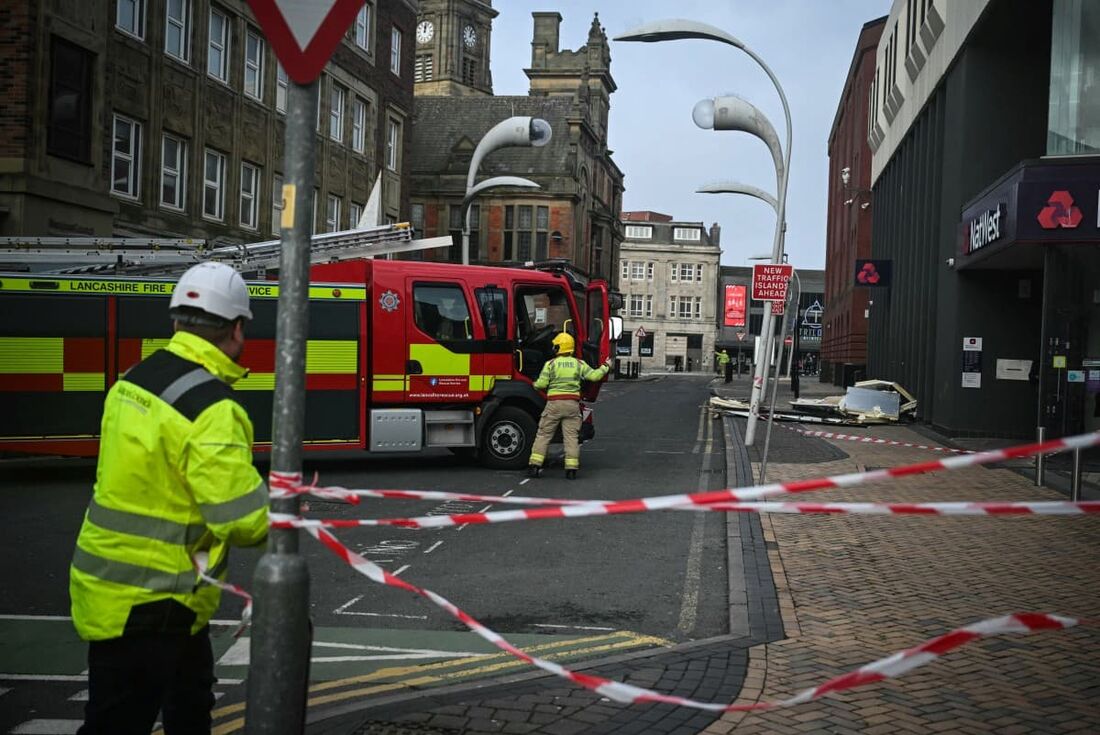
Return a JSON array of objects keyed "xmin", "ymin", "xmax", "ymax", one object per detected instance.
[{"xmin": 609, "ymin": 316, "xmax": 624, "ymax": 341}]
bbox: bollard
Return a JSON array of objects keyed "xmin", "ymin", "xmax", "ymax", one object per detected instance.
[
  {"xmin": 1035, "ymin": 426, "xmax": 1046, "ymax": 486},
  {"xmin": 1071, "ymin": 447, "xmax": 1082, "ymax": 501}
]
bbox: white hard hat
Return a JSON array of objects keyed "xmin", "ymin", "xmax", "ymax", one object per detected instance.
[{"xmin": 170, "ymin": 262, "xmax": 252, "ymax": 321}]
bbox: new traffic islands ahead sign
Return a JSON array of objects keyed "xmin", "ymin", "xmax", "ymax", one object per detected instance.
[
  {"xmin": 752, "ymin": 263, "xmax": 793, "ymax": 301},
  {"xmin": 247, "ymin": 0, "xmax": 365, "ymax": 83}
]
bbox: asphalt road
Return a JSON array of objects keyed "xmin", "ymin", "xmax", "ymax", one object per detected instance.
[{"xmin": 0, "ymin": 374, "xmax": 728, "ymax": 733}]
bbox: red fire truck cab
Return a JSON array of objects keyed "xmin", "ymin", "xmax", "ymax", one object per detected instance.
[{"xmin": 0, "ymin": 259, "xmax": 622, "ymax": 469}]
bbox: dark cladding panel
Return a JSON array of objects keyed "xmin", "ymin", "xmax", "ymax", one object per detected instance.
[{"xmin": 0, "ymin": 294, "xmax": 106, "ymax": 336}]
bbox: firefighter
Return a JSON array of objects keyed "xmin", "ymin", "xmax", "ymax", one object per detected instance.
[
  {"xmin": 716, "ymin": 348, "xmax": 733, "ymax": 383},
  {"xmin": 528, "ymin": 332, "xmax": 612, "ymax": 480},
  {"xmin": 70, "ymin": 262, "xmax": 268, "ymax": 734}
]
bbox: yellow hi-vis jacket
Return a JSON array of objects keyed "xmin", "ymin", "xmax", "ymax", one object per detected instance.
[
  {"xmin": 534, "ymin": 354, "xmax": 609, "ymax": 401},
  {"xmin": 70, "ymin": 331, "xmax": 268, "ymax": 641},
  {"xmin": 716, "ymin": 351, "xmax": 731, "ymax": 365}
]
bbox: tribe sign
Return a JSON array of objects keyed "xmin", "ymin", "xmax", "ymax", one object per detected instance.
[{"xmin": 751, "ymin": 263, "xmax": 793, "ymax": 302}]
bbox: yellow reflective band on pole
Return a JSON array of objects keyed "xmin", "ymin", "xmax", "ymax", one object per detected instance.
[
  {"xmin": 306, "ymin": 340, "xmax": 357, "ymax": 373},
  {"xmin": 63, "ymin": 373, "xmax": 106, "ymax": 391},
  {"xmin": 0, "ymin": 337, "xmax": 63, "ymax": 373},
  {"xmin": 409, "ymin": 344, "xmax": 470, "ymax": 376}
]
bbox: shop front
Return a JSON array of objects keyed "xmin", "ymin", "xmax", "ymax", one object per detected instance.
[{"xmin": 957, "ymin": 157, "xmax": 1100, "ymax": 438}]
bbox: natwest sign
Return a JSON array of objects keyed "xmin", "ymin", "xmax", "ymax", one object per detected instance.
[
  {"xmin": 751, "ymin": 263, "xmax": 792, "ymax": 302},
  {"xmin": 965, "ymin": 204, "xmax": 1004, "ymax": 254}
]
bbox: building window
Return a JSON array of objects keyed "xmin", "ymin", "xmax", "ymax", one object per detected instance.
[
  {"xmin": 620, "ymin": 260, "xmax": 629, "ymax": 280},
  {"xmin": 325, "ymin": 194, "xmax": 341, "ymax": 232},
  {"xmin": 351, "ymin": 99, "xmax": 366, "ymax": 152},
  {"xmin": 276, "ymin": 62, "xmax": 287, "ymax": 113},
  {"xmin": 629, "ymin": 295, "xmax": 644, "ymax": 317},
  {"xmin": 535, "ymin": 206, "xmax": 549, "ymax": 260},
  {"xmin": 386, "ymin": 117, "xmax": 400, "ymax": 171},
  {"xmin": 415, "ymin": 54, "xmax": 433, "ymax": 82},
  {"xmin": 116, "ymin": 0, "xmax": 145, "ymax": 40},
  {"xmin": 502, "ymin": 205, "xmax": 541, "ymax": 261},
  {"xmin": 244, "ymin": 29, "xmax": 264, "ymax": 100},
  {"xmin": 160, "ymin": 134, "xmax": 186, "ymax": 211},
  {"xmin": 645, "ymin": 295, "xmax": 653, "ymax": 317},
  {"xmin": 329, "ymin": 84, "xmax": 345, "ymax": 142},
  {"xmin": 240, "ymin": 162, "xmax": 259, "ymax": 229},
  {"xmin": 679, "ymin": 263, "xmax": 695, "ymax": 282},
  {"xmin": 350, "ymin": 202, "xmax": 363, "ymax": 228},
  {"xmin": 447, "ymin": 204, "xmax": 479, "ymax": 261},
  {"xmin": 203, "ymin": 149, "xmax": 226, "ymax": 220},
  {"xmin": 47, "ymin": 37, "xmax": 93, "ymax": 163},
  {"xmin": 354, "ymin": 4, "xmax": 371, "ymax": 51},
  {"xmin": 111, "ymin": 115, "xmax": 142, "ymax": 200},
  {"xmin": 165, "ymin": 0, "xmax": 191, "ymax": 62},
  {"xmin": 207, "ymin": 8, "xmax": 229, "ymax": 82},
  {"xmin": 673, "ymin": 227, "xmax": 701, "ymax": 241},
  {"xmin": 625, "ymin": 225, "xmax": 652, "ymax": 239},
  {"xmin": 630, "ymin": 262, "xmax": 645, "ymax": 280},
  {"xmin": 694, "ymin": 297, "xmax": 702, "ymax": 319},
  {"xmin": 462, "ymin": 57, "xmax": 477, "ymax": 86},
  {"xmin": 390, "ymin": 27, "xmax": 402, "ymax": 75},
  {"xmin": 1048, "ymin": 0, "xmax": 1100, "ymax": 155},
  {"xmin": 271, "ymin": 174, "xmax": 283, "ymax": 234},
  {"xmin": 409, "ymin": 203, "xmax": 424, "ymax": 233},
  {"xmin": 647, "ymin": 262, "xmax": 654, "ymax": 281}
]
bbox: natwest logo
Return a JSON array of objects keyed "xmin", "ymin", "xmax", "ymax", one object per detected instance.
[{"xmin": 1037, "ymin": 190, "xmax": 1083, "ymax": 230}]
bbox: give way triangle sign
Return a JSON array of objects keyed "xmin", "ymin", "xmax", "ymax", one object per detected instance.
[{"xmin": 247, "ymin": 0, "xmax": 365, "ymax": 83}]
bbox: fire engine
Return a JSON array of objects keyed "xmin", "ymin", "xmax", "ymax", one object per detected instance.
[{"xmin": 0, "ymin": 231, "xmax": 622, "ymax": 469}]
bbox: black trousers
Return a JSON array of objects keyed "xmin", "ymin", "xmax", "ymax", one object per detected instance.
[
  {"xmin": 78, "ymin": 624, "xmax": 215, "ymax": 734},
  {"xmin": 724, "ymin": 363, "xmax": 733, "ymax": 383}
]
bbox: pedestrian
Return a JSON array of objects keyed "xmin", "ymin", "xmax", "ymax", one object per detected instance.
[
  {"xmin": 715, "ymin": 348, "xmax": 732, "ymax": 383},
  {"xmin": 528, "ymin": 332, "xmax": 612, "ymax": 480},
  {"xmin": 70, "ymin": 262, "xmax": 269, "ymax": 734},
  {"xmin": 791, "ymin": 361, "xmax": 801, "ymax": 401}
]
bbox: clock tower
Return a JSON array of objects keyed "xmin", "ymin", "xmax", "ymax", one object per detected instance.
[{"xmin": 414, "ymin": 0, "xmax": 497, "ymax": 96}]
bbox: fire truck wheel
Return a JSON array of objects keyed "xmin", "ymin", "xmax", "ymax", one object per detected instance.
[{"xmin": 480, "ymin": 406, "xmax": 537, "ymax": 470}]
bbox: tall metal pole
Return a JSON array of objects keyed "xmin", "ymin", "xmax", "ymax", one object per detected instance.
[
  {"xmin": 760, "ymin": 269, "xmax": 799, "ymax": 482},
  {"xmin": 245, "ymin": 79, "xmax": 318, "ymax": 734}
]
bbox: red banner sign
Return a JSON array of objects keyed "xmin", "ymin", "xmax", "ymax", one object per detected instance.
[
  {"xmin": 751, "ymin": 263, "xmax": 793, "ymax": 301},
  {"xmin": 723, "ymin": 284, "xmax": 747, "ymax": 327}
]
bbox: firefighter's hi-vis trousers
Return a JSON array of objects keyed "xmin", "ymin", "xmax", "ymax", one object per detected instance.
[{"xmin": 529, "ymin": 400, "xmax": 581, "ymax": 469}]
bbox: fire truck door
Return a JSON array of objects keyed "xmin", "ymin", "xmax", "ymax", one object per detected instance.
[
  {"xmin": 405, "ymin": 281, "xmax": 482, "ymax": 402},
  {"xmin": 581, "ymin": 282, "xmax": 612, "ymax": 401}
]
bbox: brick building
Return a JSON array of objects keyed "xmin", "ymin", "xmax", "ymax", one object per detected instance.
[
  {"xmin": 0, "ymin": 0, "xmax": 416, "ymax": 241},
  {"xmin": 409, "ymin": 7, "xmax": 624, "ymax": 285},
  {"xmin": 822, "ymin": 16, "xmax": 886, "ymax": 385}
]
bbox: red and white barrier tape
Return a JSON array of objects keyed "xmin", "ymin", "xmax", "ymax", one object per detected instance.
[
  {"xmin": 311, "ymin": 523, "xmax": 1088, "ymax": 712},
  {"xmin": 269, "ymin": 430, "xmax": 1100, "ymax": 531},
  {"xmin": 693, "ymin": 500, "xmax": 1100, "ymax": 516},
  {"xmin": 781, "ymin": 424, "xmax": 975, "ymax": 454},
  {"xmin": 272, "ymin": 479, "xmax": 587, "ymax": 509},
  {"xmin": 192, "ymin": 551, "xmax": 252, "ymax": 638}
]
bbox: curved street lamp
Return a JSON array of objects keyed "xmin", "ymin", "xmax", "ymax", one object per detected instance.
[
  {"xmin": 463, "ymin": 117, "xmax": 553, "ymax": 265},
  {"xmin": 616, "ymin": 19, "xmax": 793, "ymax": 450}
]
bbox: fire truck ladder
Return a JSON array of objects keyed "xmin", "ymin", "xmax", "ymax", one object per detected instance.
[{"xmin": 0, "ymin": 223, "xmax": 451, "ymax": 276}]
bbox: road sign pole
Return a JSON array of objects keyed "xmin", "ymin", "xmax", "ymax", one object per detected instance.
[
  {"xmin": 760, "ymin": 268, "xmax": 799, "ymax": 483},
  {"xmin": 246, "ymin": 78, "xmax": 319, "ymax": 734}
]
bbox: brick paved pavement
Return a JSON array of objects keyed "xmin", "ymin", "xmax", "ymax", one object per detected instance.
[{"xmin": 706, "ymin": 377, "xmax": 1100, "ymax": 734}]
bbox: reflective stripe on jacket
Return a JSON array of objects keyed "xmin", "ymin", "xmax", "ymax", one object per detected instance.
[
  {"xmin": 70, "ymin": 331, "xmax": 268, "ymax": 641},
  {"xmin": 533, "ymin": 355, "xmax": 609, "ymax": 401}
]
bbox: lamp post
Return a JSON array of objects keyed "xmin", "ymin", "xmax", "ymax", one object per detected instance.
[
  {"xmin": 462, "ymin": 176, "xmax": 540, "ymax": 263},
  {"xmin": 616, "ymin": 19, "xmax": 792, "ymax": 447},
  {"xmin": 463, "ymin": 116, "xmax": 552, "ymax": 265}
]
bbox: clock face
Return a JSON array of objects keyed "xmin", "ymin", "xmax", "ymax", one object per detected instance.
[
  {"xmin": 462, "ymin": 24, "xmax": 477, "ymax": 48},
  {"xmin": 416, "ymin": 20, "xmax": 434, "ymax": 44}
]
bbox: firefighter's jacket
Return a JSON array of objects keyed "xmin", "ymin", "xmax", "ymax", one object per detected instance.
[
  {"xmin": 70, "ymin": 331, "xmax": 268, "ymax": 641},
  {"xmin": 716, "ymin": 351, "xmax": 731, "ymax": 365},
  {"xmin": 534, "ymin": 354, "xmax": 609, "ymax": 401}
]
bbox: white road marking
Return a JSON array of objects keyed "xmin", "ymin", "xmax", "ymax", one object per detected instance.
[
  {"xmin": 0, "ymin": 686, "xmax": 11, "ymax": 697},
  {"xmin": 644, "ymin": 450, "xmax": 685, "ymax": 455},
  {"xmin": 423, "ymin": 541, "xmax": 444, "ymax": 555},
  {"xmin": 0, "ymin": 675, "xmax": 87, "ymax": 682},
  {"xmin": 0, "ymin": 614, "xmax": 72, "ymax": 621},
  {"xmin": 503, "ymin": 489, "xmax": 515, "ymax": 497},
  {"xmin": 693, "ymin": 404, "xmax": 706, "ymax": 452},
  {"xmin": 518, "ymin": 479, "xmax": 530, "ymax": 485},
  {"xmin": 333, "ymin": 594, "xmax": 364, "ymax": 615},
  {"xmin": 334, "ymin": 610, "xmax": 428, "ymax": 620},
  {"xmin": 392, "ymin": 565, "xmax": 410, "ymax": 576},
  {"xmin": 533, "ymin": 623, "xmax": 615, "ymax": 631},
  {"xmin": 68, "ymin": 689, "xmax": 88, "ymax": 702},
  {"xmin": 11, "ymin": 719, "xmax": 82, "ymax": 734},
  {"xmin": 218, "ymin": 639, "xmax": 487, "ymax": 666}
]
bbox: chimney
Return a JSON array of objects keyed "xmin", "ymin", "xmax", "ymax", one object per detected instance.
[
  {"xmin": 531, "ymin": 12, "xmax": 562, "ymax": 63},
  {"xmin": 709, "ymin": 222, "xmax": 721, "ymax": 246}
]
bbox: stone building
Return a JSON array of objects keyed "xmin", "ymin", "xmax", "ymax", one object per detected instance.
[
  {"xmin": 409, "ymin": 6, "xmax": 624, "ymax": 284},
  {"xmin": 0, "ymin": 0, "xmax": 416, "ymax": 240},
  {"xmin": 616, "ymin": 211, "xmax": 721, "ymax": 373}
]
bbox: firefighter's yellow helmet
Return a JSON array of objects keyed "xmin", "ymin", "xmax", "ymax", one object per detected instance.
[{"xmin": 552, "ymin": 332, "xmax": 575, "ymax": 355}]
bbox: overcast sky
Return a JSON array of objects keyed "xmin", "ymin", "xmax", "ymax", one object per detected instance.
[{"xmin": 489, "ymin": 0, "xmax": 892, "ymax": 269}]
